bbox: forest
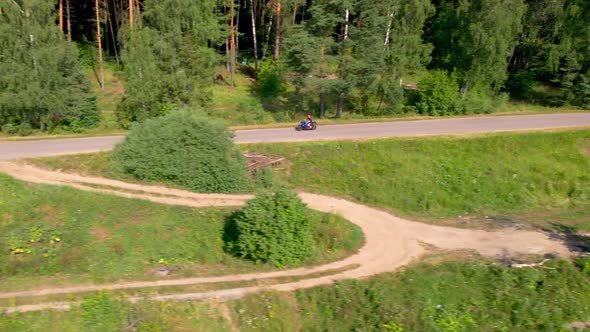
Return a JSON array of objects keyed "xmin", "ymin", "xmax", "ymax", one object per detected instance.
[{"xmin": 0, "ymin": 0, "xmax": 589, "ymax": 133}]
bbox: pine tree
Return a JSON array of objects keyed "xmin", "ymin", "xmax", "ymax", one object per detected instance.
[
  {"xmin": 116, "ymin": 0, "xmax": 223, "ymax": 125},
  {"xmin": 0, "ymin": 0, "xmax": 99, "ymax": 133}
]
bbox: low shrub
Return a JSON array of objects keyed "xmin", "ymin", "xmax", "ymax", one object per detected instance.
[
  {"xmin": 505, "ymin": 71, "xmax": 537, "ymax": 100},
  {"xmin": 572, "ymin": 74, "xmax": 590, "ymax": 108},
  {"xmin": 1, "ymin": 123, "xmax": 17, "ymax": 135},
  {"xmin": 225, "ymin": 189, "xmax": 316, "ymax": 267},
  {"xmin": 253, "ymin": 59, "xmax": 286, "ymax": 99},
  {"xmin": 235, "ymin": 99, "xmax": 274, "ymax": 125},
  {"xmin": 17, "ymin": 123, "xmax": 32, "ymax": 136},
  {"xmin": 112, "ymin": 110, "xmax": 251, "ymax": 193},
  {"xmin": 416, "ymin": 70, "xmax": 460, "ymax": 116}
]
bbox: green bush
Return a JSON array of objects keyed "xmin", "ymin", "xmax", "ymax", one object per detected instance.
[
  {"xmin": 112, "ymin": 110, "xmax": 251, "ymax": 193},
  {"xmin": 17, "ymin": 123, "xmax": 32, "ymax": 136},
  {"xmin": 416, "ymin": 70, "xmax": 460, "ymax": 116},
  {"xmin": 454, "ymin": 89, "xmax": 507, "ymax": 114},
  {"xmin": 506, "ymin": 71, "xmax": 537, "ymax": 100},
  {"xmin": 225, "ymin": 189, "xmax": 316, "ymax": 267},
  {"xmin": 253, "ymin": 59, "xmax": 286, "ymax": 99},
  {"xmin": 1, "ymin": 123, "xmax": 17, "ymax": 135},
  {"xmin": 235, "ymin": 99, "xmax": 274, "ymax": 125},
  {"xmin": 572, "ymin": 74, "xmax": 590, "ymax": 108}
]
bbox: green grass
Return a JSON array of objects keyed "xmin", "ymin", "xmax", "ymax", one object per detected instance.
[
  {"xmin": 0, "ymin": 174, "xmax": 362, "ymax": 291},
  {"xmin": 0, "ymin": 296, "xmax": 232, "ymax": 332},
  {"xmin": 27, "ymin": 130, "xmax": 590, "ymax": 231},
  {"xmin": 247, "ymin": 130, "xmax": 590, "ymax": 230},
  {"xmin": 3, "ymin": 257, "xmax": 589, "ymax": 331},
  {"xmin": 290, "ymin": 258, "xmax": 590, "ymax": 331}
]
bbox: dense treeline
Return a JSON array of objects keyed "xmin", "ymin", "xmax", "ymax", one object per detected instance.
[
  {"xmin": 0, "ymin": 0, "xmax": 99, "ymax": 134},
  {"xmin": 0, "ymin": 0, "xmax": 588, "ymax": 133}
]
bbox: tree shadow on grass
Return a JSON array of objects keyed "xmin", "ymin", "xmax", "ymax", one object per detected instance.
[
  {"xmin": 547, "ymin": 223, "xmax": 590, "ymax": 254},
  {"xmin": 222, "ymin": 210, "xmax": 242, "ymax": 256}
]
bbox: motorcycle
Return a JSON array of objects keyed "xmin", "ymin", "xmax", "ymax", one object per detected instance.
[{"xmin": 295, "ymin": 121, "xmax": 317, "ymax": 131}]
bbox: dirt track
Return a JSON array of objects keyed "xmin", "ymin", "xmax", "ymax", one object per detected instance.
[{"xmin": 0, "ymin": 162, "xmax": 570, "ymax": 313}]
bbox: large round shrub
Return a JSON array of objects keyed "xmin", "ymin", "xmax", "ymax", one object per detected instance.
[
  {"xmin": 227, "ymin": 189, "xmax": 316, "ymax": 267},
  {"xmin": 112, "ymin": 110, "xmax": 251, "ymax": 193}
]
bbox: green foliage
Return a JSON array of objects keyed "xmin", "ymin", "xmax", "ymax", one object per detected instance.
[
  {"xmin": 226, "ymin": 189, "xmax": 316, "ymax": 267},
  {"xmin": 16, "ymin": 122, "xmax": 32, "ymax": 136},
  {"xmin": 112, "ymin": 110, "xmax": 252, "ymax": 193},
  {"xmin": 235, "ymin": 99, "xmax": 274, "ymax": 125},
  {"xmin": 1, "ymin": 123, "xmax": 17, "ymax": 135},
  {"xmin": 253, "ymin": 59, "xmax": 286, "ymax": 99},
  {"xmin": 0, "ymin": 0, "xmax": 99, "ymax": 132},
  {"xmin": 505, "ymin": 71, "xmax": 537, "ymax": 100},
  {"xmin": 295, "ymin": 260, "xmax": 590, "ymax": 331},
  {"xmin": 428, "ymin": 0, "xmax": 527, "ymax": 95},
  {"xmin": 454, "ymin": 89, "xmax": 509, "ymax": 115},
  {"xmin": 249, "ymin": 130, "xmax": 590, "ymax": 226},
  {"xmin": 416, "ymin": 70, "xmax": 460, "ymax": 116},
  {"xmin": 80, "ymin": 292, "xmax": 127, "ymax": 332}
]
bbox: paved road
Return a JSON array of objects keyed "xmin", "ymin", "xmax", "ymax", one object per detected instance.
[{"xmin": 1, "ymin": 113, "xmax": 589, "ymax": 160}]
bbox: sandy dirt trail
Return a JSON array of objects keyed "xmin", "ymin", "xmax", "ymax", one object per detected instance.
[{"xmin": 0, "ymin": 162, "xmax": 569, "ymax": 313}]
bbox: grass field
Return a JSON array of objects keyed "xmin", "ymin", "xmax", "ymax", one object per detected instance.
[
  {"xmin": 249, "ymin": 130, "xmax": 590, "ymax": 231},
  {"xmin": 29, "ymin": 130, "xmax": 590, "ymax": 231},
  {"xmin": 0, "ymin": 174, "xmax": 363, "ymax": 291},
  {"xmin": 3, "ymin": 256, "xmax": 589, "ymax": 331}
]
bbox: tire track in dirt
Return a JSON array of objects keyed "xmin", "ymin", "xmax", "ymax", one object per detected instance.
[{"xmin": 0, "ymin": 162, "xmax": 570, "ymax": 313}]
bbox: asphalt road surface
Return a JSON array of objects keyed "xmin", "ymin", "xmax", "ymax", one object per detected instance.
[{"xmin": 1, "ymin": 113, "xmax": 589, "ymax": 160}]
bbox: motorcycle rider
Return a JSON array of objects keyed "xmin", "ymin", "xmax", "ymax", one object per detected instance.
[{"xmin": 305, "ymin": 113, "xmax": 313, "ymax": 128}]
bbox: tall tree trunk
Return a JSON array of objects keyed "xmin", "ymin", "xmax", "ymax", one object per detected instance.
[
  {"xmin": 30, "ymin": 34, "xmax": 38, "ymax": 75},
  {"xmin": 135, "ymin": 0, "xmax": 141, "ymax": 29},
  {"xmin": 66, "ymin": 0, "xmax": 71, "ymax": 41},
  {"xmin": 262, "ymin": 14, "xmax": 273, "ymax": 59},
  {"xmin": 336, "ymin": 92, "xmax": 344, "ymax": 118},
  {"xmin": 384, "ymin": 10, "xmax": 393, "ymax": 47},
  {"xmin": 128, "ymin": 0, "xmax": 133, "ymax": 28},
  {"xmin": 59, "ymin": 0, "xmax": 63, "ymax": 34},
  {"xmin": 106, "ymin": 1, "xmax": 120, "ymax": 65},
  {"xmin": 96, "ymin": 0, "xmax": 105, "ymax": 90},
  {"xmin": 274, "ymin": 0, "xmax": 281, "ymax": 60},
  {"xmin": 319, "ymin": 45, "xmax": 326, "ymax": 118},
  {"xmin": 248, "ymin": 0, "xmax": 258, "ymax": 70},
  {"xmin": 319, "ymin": 93, "xmax": 325, "ymax": 118},
  {"xmin": 344, "ymin": 9, "xmax": 349, "ymax": 40},
  {"xmin": 235, "ymin": 0, "xmax": 240, "ymax": 53},
  {"xmin": 229, "ymin": 0, "xmax": 236, "ymax": 87},
  {"xmin": 226, "ymin": 38, "xmax": 230, "ymax": 71},
  {"xmin": 336, "ymin": 8, "xmax": 350, "ymax": 118},
  {"xmin": 104, "ymin": 0, "xmax": 109, "ymax": 57}
]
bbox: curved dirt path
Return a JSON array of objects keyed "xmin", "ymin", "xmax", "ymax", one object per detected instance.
[{"xmin": 0, "ymin": 162, "xmax": 570, "ymax": 313}]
